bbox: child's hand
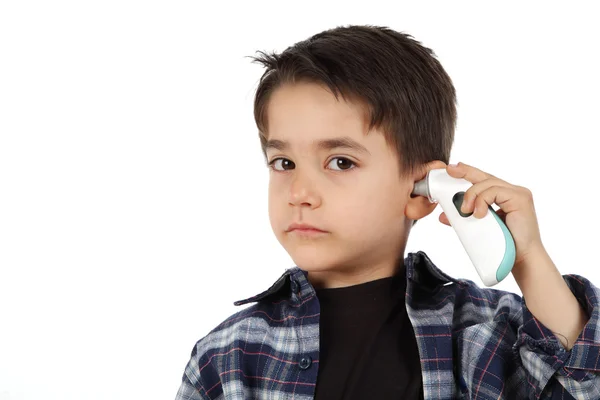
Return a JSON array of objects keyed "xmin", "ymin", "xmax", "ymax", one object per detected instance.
[{"xmin": 438, "ymin": 162, "xmax": 544, "ymax": 265}]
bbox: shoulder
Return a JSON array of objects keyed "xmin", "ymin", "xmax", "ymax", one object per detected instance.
[
  {"xmin": 452, "ymin": 272, "xmax": 600, "ymax": 324},
  {"xmin": 179, "ymin": 301, "xmax": 283, "ymax": 397},
  {"xmin": 191, "ymin": 300, "xmax": 282, "ymax": 361},
  {"xmin": 186, "ymin": 266, "xmax": 315, "ymax": 371},
  {"xmin": 189, "ymin": 269, "xmax": 304, "ymax": 361},
  {"xmin": 449, "ymin": 277, "xmax": 525, "ymax": 328},
  {"xmin": 454, "ymin": 277, "xmax": 522, "ymax": 304}
]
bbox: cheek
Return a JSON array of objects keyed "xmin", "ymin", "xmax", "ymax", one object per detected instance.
[
  {"xmin": 339, "ymin": 195, "xmax": 405, "ymax": 242},
  {"xmin": 352, "ymin": 181, "xmax": 407, "ymax": 222},
  {"xmin": 267, "ymin": 189, "xmax": 280, "ymax": 215},
  {"xmin": 267, "ymin": 183, "xmax": 287, "ymax": 229},
  {"xmin": 330, "ymin": 195, "xmax": 381, "ymax": 234}
]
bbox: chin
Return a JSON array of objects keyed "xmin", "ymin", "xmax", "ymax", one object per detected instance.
[{"xmin": 287, "ymin": 248, "xmax": 347, "ymax": 272}]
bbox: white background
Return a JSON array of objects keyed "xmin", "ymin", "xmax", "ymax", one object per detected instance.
[{"xmin": 1, "ymin": 1, "xmax": 599, "ymax": 399}]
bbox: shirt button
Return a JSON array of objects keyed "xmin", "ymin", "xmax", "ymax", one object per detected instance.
[
  {"xmin": 290, "ymin": 280, "xmax": 301, "ymax": 293},
  {"xmin": 299, "ymin": 356, "xmax": 312, "ymax": 370}
]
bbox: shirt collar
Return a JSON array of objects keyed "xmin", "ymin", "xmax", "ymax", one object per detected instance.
[{"xmin": 233, "ymin": 250, "xmax": 460, "ymax": 306}]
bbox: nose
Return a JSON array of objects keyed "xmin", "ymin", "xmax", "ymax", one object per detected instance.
[{"xmin": 289, "ymin": 169, "xmax": 321, "ymax": 208}]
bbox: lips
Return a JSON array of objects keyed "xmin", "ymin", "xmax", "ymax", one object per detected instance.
[{"xmin": 287, "ymin": 223, "xmax": 327, "ymax": 233}]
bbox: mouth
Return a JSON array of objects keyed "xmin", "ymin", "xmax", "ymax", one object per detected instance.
[
  {"xmin": 288, "ymin": 228, "xmax": 329, "ymax": 237},
  {"xmin": 286, "ymin": 223, "xmax": 327, "ymax": 233}
]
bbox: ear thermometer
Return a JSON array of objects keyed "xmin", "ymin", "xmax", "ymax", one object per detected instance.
[{"xmin": 411, "ymin": 168, "xmax": 516, "ymax": 287}]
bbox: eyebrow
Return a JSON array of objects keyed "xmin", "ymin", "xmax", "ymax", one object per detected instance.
[{"xmin": 265, "ymin": 137, "xmax": 371, "ymax": 156}]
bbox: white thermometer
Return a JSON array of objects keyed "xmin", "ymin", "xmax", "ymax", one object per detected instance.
[{"xmin": 411, "ymin": 168, "xmax": 516, "ymax": 286}]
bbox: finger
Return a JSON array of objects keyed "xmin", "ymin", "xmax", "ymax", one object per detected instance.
[
  {"xmin": 494, "ymin": 208, "xmax": 507, "ymax": 223},
  {"xmin": 446, "ymin": 162, "xmax": 496, "ymax": 184},
  {"xmin": 439, "ymin": 212, "xmax": 451, "ymax": 226},
  {"xmin": 462, "ymin": 179, "xmax": 512, "ymax": 213},
  {"xmin": 473, "ymin": 186, "xmax": 520, "ymax": 218}
]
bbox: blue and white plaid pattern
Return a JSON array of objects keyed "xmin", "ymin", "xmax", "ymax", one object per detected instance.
[{"xmin": 175, "ymin": 251, "xmax": 600, "ymax": 399}]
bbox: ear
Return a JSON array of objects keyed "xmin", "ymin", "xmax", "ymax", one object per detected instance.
[{"xmin": 404, "ymin": 160, "xmax": 447, "ymax": 222}]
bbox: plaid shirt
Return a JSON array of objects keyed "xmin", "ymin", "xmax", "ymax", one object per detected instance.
[{"xmin": 175, "ymin": 251, "xmax": 600, "ymax": 399}]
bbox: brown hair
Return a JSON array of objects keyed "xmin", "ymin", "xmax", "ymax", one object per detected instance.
[{"xmin": 249, "ymin": 24, "xmax": 457, "ymax": 181}]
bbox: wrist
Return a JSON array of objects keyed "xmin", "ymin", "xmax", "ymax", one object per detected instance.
[{"xmin": 511, "ymin": 242, "xmax": 557, "ymax": 287}]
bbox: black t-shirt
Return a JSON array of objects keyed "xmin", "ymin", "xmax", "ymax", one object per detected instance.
[{"xmin": 313, "ymin": 268, "xmax": 424, "ymax": 399}]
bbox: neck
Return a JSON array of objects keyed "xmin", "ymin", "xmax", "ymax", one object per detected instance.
[{"xmin": 306, "ymin": 250, "xmax": 406, "ymax": 290}]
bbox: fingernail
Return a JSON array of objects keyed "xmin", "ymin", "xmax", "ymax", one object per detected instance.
[{"xmin": 449, "ymin": 163, "xmax": 458, "ymax": 168}]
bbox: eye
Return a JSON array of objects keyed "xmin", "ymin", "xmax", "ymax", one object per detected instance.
[
  {"xmin": 267, "ymin": 157, "xmax": 357, "ymax": 172},
  {"xmin": 327, "ymin": 157, "xmax": 356, "ymax": 171},
  {"xmin": 268, "ymin": 158, "xmax": 295, "ymax": 171}
]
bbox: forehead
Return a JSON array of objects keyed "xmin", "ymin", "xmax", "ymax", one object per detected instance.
[{"xmin": 265, "ymin": 82, "xmax": 369, "ymax": 144}]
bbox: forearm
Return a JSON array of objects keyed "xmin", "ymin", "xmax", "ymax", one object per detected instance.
[{"xmin": 511, "ymin": 244, "xmax": 589, "ymax": 350}]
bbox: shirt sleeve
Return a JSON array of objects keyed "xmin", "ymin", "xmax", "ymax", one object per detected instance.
[
  {"xmin": 174, "ymin": 344, "xmax": 209, "ymax": 400},
  {"xmin": 175, "ymin": 374, "xmax": 207, "ymax": 400},
  {"xmin": 514, "ymin": 273, "xmax": 600, "ymax": 399}
]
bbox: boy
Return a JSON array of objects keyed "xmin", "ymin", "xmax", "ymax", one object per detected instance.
[{"xmin": 175, "ymin": 25, "xmax": 600, "ymax": 399}]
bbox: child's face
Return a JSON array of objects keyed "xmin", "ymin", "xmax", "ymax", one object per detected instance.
[{"xmin": 265, "ymin": 82, "xmax": 420, "ymax": 288}]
